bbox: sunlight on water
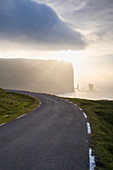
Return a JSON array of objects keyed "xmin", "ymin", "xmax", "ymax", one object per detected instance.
[{"xmin": 58, "ymin": 89, "xmax": 113, "ymax": 100}]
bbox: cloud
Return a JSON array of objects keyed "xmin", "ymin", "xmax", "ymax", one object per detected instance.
[
  {"xmin": 0, "ymin": 0, "xmax": 86, "ymax": 50},
  {"xmin": 39, "ymin": 0, "xmax": 113, "ymax": 41}
]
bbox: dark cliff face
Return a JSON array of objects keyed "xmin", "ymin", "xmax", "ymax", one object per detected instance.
[{"xmin": 0, "ymin": 59, "xmax": 74, "ymax": 94}]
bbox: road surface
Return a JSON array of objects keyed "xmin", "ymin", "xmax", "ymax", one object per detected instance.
[{"xmin": 0, "ymin": 91, "xmax": 89, "ymax": 170}]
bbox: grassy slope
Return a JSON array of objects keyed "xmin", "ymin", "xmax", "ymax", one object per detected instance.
[
  {"xmin": 0, "ymin": 88, "xmax": 39, "ymax": 124},
  {"xmin": 64, "ymin": 97, "xmax": 113, "ymax": 170}
]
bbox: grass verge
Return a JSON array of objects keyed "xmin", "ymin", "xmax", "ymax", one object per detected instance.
[
  {"xmin": 63, "ymin": 97, "xmax": 113, "ymax": 170},
  {"xmin": 0, "ymin": 88, "xmax": 39, "ymax": 124}
]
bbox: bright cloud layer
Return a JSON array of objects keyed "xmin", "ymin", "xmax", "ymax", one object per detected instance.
[{"xmin": 35, "ymin": 0, "xmax": 113, "ymax": 54}]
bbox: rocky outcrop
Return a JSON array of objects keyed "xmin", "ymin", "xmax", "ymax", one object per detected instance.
[
  {"xmin": 0, "ymin": 59, "xmax": 74, "ymax": 94},
  {"xmin": 89, "ymin": 83, "xmax": 93, "ymax": 90}
]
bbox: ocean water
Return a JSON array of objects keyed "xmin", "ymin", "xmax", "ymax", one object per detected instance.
[{"xmin": 58, "ymin": 89, "xmax": 113, "ymax": 100}]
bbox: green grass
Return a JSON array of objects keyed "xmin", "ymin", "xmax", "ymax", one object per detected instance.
[
  {"xmin": 63, "ymin": 97, "xmax": 113, "ymax": 170},
  {"xmin": 0, "ymin": 88, "xmax": 39, "ymax": 124}
]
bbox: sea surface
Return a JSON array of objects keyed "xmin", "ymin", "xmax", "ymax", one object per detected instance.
[{"xmin": 58, "ymin": 89, "xmax": 113, "ymax": 100}]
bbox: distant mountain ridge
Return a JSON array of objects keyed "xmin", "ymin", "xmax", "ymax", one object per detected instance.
[{"xmin": 0, "ymin": 59, "xmax": 74, "ymax": 94}]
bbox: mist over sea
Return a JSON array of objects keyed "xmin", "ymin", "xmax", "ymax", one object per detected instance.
[{"xmin": 58, "ymin": 89, "xmax": 113, "ymax": 100}]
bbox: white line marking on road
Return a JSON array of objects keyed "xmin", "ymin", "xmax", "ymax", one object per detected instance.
[
  {"xmin": 83, "ymin": 112, "xmax": 87, "ymax": 119},
  {"xmin": 85, "ymin": 140, "xmax": 88, "ymax": 143},
  {"xmin": 0, "ymin": 123, "xmax": 6, "ymax": 127},
  {"xmin": 89, "ymin": 148, "xmax": 96, "ymax": 170},
  {"xmin": 78, "ymin": 107, "xmax": 82, "ymax": 111},
  {"xmin": 3, "ymin": 114, "xmax": 8, "ymax": 117},
  {"xmin": 38, "ymin": 101, "xmax": 41, "ymax": 107},
  {"xmin": 74, "ymin": 104, "xmax": 77, "ymax": 106},
  {"xmin": 65, "ymin": 99, "xmax": 69, "ymax": 102},
  {"xmin": 38, "ymin": 99, "xmax": 41, "ymax": 105},
  {"xmin": 87, "ymin": 122, "xmax": 91, "ymax": 134},
  {"xmin": 16, "ymin": 114, "xmax": 26, "ymax": 119},
  {"xmin": 32, "ymin": 108, "xmax": 36, "ymax": 111}
]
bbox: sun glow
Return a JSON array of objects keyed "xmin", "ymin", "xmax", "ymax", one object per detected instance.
[
  {"xmin": 50, "ymin": 50, "xmax": 87, "ymax": 88},
  {"xmin": 51, "ymin": 50, "xmax": 85, "ymax": 63}
]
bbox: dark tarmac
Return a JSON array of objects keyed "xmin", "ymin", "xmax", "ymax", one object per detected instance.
[{"xmin": 0, "ymin": 91, "xmax": 89, "ymax": 170}]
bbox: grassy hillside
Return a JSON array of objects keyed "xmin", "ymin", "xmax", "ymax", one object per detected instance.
[
  {"xmin": 64, "ymin": 97, "xmax": 113, "ymax": 170},
  {"xmin": 0, "ymin": 88, "xmax": 39, "ymax": 124}
]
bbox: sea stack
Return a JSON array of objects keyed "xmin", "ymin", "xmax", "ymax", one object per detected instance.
[
  {"xmin": 89, "ymin": 83, "xmax": 93, "ymax": 90},
  {"xmin": 77, "ymin": 84, "xmax": 79, "ymax": 90}
]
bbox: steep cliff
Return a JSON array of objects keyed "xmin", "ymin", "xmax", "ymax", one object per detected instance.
[{"xmin": 0, "ymin": 59, "xmax": 74, "ymax": 94}]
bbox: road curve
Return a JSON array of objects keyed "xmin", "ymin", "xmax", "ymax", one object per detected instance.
[{"xmin": 0, "ymin": 91, "xmax": 89, "ymax": 170}]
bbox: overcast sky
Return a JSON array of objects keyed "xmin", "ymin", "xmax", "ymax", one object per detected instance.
[
  {"xmin": 0, "ymin": 0, "xmax": 113, "ymax": 53},
  {"xmin": 34, "ymin": 0, "xmax": 113, "ymax": 53},
  {"xmin": 0, "ymin": 0, "xmax": 113, "ymax": 88},
  {"xmin": 0, "ymin": 0, "xmax": 113, "ymax": 52},
  {"xmin": 0, "ymin": 0, "xmax": 87, "ymax": 50}
]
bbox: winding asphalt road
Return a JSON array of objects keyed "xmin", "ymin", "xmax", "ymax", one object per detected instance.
[{"xmin": 0, "ymin": 91, "xmax": 89, "ymax": 170}]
